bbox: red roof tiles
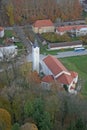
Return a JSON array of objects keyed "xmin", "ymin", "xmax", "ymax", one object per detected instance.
[
  {"xmin": 42, "ymin": 55, "xmax": 78, "ymax": 86},
  {"xmin": 57, "ymin": 25, "xmax": 87, "ymax": 32},
  {"xmin": 33, "ymin": 19, "xmax": 54, "ymax": 28},
  {"xmin": 0, "ymin": 27, "xmax": 4, "ymax": 31},
  {"xmin": 56, "ymin": 73, "xmax": 73, "ymax": 85},
  {"xmin": 43, "ymin": 55, "xmax": 69, "ymax": 76},
  {"xmin": 57, "ymin": 25, "xmax": 75, "ymax": 32},
  {"xmin": 42, "ymin": 75, "xmax": 54, "ymax": 83}
]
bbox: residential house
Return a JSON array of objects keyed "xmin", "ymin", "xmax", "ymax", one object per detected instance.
[
  {"xmin": 48, "ymin": 40, "xmax": 83, "ymax": 50},
  {"xmin": 56, "ymin": 25, "xmax": 76, "ymax": 35},
  {"xmin": 32, "ymin": 19, "xmax": 55, "ymax": 34},
  {"xmin": 41, "ymin": 55, "xmax": 78, "ymax": 93},
  {"xmin": 0, "ymin": 27, "xmax": 4, "ymax": 38},
  {"xmin": 0, "ymin": 45, "xmax": 18, "ymax": 61},
  {"xmin": 56, "ymin": 25, "xmax": 87, "ymax": 36},
  {"xmin": 75, "ymin": 26, "xmax": 87, "ymax": 36}
]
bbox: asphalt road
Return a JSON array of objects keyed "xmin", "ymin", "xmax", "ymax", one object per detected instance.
[
  {"xmin": 57, "ymin": 49, "xmax": 87, "ymax": 58},
  {"xmin": 26, "ymin": 49, "xmax": 87, "ymax": 62}
]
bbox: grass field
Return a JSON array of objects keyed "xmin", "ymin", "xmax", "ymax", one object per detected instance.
[{"xmin": 60, "ymin": 55, "xmax": 87, "ymax": 97}]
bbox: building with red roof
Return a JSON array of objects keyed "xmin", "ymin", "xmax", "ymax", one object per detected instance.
[
  {"xmin": 0, "ymin": 27, "xmax": 4, "ymax": 38},
  {"xmin": 56, "ymin": 25, "xmax": 87, "ymax": 36},
  {"xmin": 32, "ymin": 19, "xmax": 55, "ymax": 34},
  {"xmin": 41, "ymin": 55, "xmax": 78, "ymax": 93}
]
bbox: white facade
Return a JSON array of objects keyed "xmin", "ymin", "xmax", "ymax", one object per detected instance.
[
  {"xmin": 56, "ymin": 30, "xmax": 65, "ymax": 35},
  {"xmin": 0, "ymin": 27, "xmax": 4, "ymax": 38},
  {"xmin": 0, "ymin": 45, "xmax": 17, "ymax": 61},
  {"xmin": 76, "ymin": 27, "xmax": 87, "ymax": 36},
  {"xmin": 32, "ymin": 46, "xmax": 40, "ymax": 73},
  {"xmin": 48, "ymin": 44, "xmax": 83, "ymax": 50},
  {"xmin": 68, "ymin": 74, "xmax": 78, "ymax": 93}
]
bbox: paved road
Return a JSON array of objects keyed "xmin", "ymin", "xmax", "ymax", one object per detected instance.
[
  {"xmin": 26, "ymin": 49, "xmax": 87, "ymax": 62},
  {"xmin": 57, "ymin": 49, "xmax": 87, "ymax": 58}
]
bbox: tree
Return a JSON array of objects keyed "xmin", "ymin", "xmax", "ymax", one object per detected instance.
[
  {"xmin": 0, "ymin": 96, "xmax": 11, "ymax": 113},
  {"xmin": 67, "ymin": 118, "xmax": 87, "ymax": 130},
  {"xmin": 24, "ymin": 98, "xmax": 52, "ymax": 130},
  {"xmin": 6, "ymin": 1, "xmax": 14, "ymax": 25},
  {"xmin": 12, "ymin": 123, "xmax": 20, "ymax": 130},
  {"xmin": 21, "ymin": 122, "xmax": 38, "ymax": 130},
  {"xmin": 75, "ymin": 118, "xmax": 86, "ymax": 130},
  {"xmin": 58, "ymin": 0, "xmax": 82, "ymax": 21},
  {"xmin": 0, "ymin": 108, "xmax": 11, "ymax": 130}
]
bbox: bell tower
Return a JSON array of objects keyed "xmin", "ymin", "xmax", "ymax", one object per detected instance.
[{"xmin": 32, "ymin": 39, "xmax": 40, "ymax": 73}]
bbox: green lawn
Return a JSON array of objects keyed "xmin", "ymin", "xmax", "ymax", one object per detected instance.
[
  {"xmin": 4, "ymin": 30, "xmax": 15, "ymax": 38},
  {"xmin": 60, "ymin": 55, "xmax": 87, "ymax": 97}
]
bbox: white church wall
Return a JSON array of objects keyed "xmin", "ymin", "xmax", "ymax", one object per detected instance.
[{"xmin": 32, "ymin": 46, "xmax": 40, "ymax": 73}]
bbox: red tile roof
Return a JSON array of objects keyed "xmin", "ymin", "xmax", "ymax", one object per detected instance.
[
  {"xmin": 57, "ymin": 25, "xmax": 75, "ymax": 32},
  {"xmin": 42, "ymin": 75, "xmax": 54, "ymax": 83},
  {"xmin": 42, "ymin": 55, "xmax": 78, "ymax": 86},
  {"xmin": 57, "ymin": 25, "xmax": 87, "ymax": 32},
  {"xmin": 76, "ymin": 25, "xmax": 87, "ymax": 30},
  {"xmin": 56, "ymin": 73, "xmax": 73, "ymax": 85},
  {"xmin": 0, "ymin": 27, "xmax": 4, "ymax": 31},
  {"xmin": 42, "ymin": 71, "xmax": 78, "ymax": 85},
  {"xmin": 33, "ymin": 19, "xmax": 54, "ymax": 28},
  {"xmin": 43, "ymin": 55, "xmax": 69, "ymax": 76}
]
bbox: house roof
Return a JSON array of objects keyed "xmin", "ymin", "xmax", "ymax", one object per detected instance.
[
  {"xmin": 42, "ymin": 72, "xmax": 78, "ymax": 85},
  {"xmin": 42, "ymin": 55, "xmax": 78, "ymax": 86},
  {"xmin": 0, "ymin": 27, "xmax": 4, "ymax": 31},
  {"xmin": 57, "ymin": 25, "xmax": 75, "ymax": 32},
  {"xmin": 57, "ymin": 25, "xmax": 87, "ymax": 32},
  {"xmin": 43, "ymin": 55, "xmax": 69, "ymax": 76},
  {"xmin": 56, "ymin": 73, "xmax": 73, "ymax": 85},
  {"xmin": 33, "ymin": 19, "xmax": 54, "ymax": 28},
  {"xmin": 42, "ymin": 75, "xmax": 54, "ymax": 83},
  {"xmin": 76, "ymin": 25, "xmax": 87, "ymax": 30},
  {"xmin": 48, "ymin": 40, "xmax": 83, "ymax": 49}
]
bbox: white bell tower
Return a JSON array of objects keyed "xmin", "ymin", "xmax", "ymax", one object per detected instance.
[{"xmin": 32, "ymin": 39, "xmax": 40, "ymax": 73}]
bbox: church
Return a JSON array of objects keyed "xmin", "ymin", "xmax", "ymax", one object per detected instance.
[{"xmin": 32, "ymin": 42, "xmax": 78, "ymax": 94}]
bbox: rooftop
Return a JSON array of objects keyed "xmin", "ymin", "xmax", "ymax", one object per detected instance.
[
  {"xmin": 57, "ymin": 25, "xmax": 87, "ymax": 32},
  {"xmin": 33, "ymin": 19, "xmax": 54, "ymax": 28},
  {"xmin": 48, "ymin": 40, "xmax": 83, "ymax": 49},
  {"xmin": 43, "ymin": 55, "xmax": 69, "ymax": 76}
]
